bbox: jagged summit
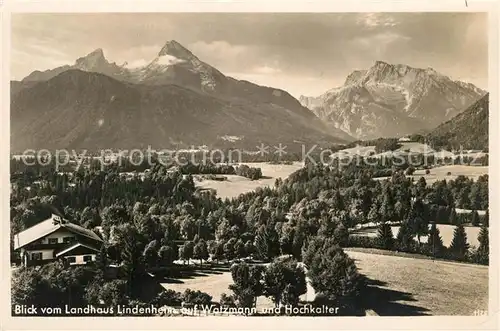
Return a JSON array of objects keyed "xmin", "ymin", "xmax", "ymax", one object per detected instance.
[
  {"xmin": 300, "ymin": 61, "xmax": 486, "ymax": 140},
  {"xmin": 158, "ymin": 40, "xmax": 196, "ymax": 60},
  {"xmin": 76, "ymin": 48, "xmax": 106, "ymax": 62},
  {"xmin": 13, "ymin": 38, "xmax": 353, "ymax": 152},
  {"xmin": 89, "ymin": 48, "xmax": 104, "ymax": 56},
  {"xmin": 73, "ymin": 48, "xmax": 115, "ymax": 72},
  {"xmin": 374, "ymin": 60, "xmax": 389, "ymax": 67}
]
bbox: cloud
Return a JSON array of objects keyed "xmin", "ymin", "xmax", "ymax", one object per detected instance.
[
  {"xmin": 189, "ymin": 40, "xmax": 250, "ymax": 63},
  {"xmin": 253, "ymin": 65, "xmax": 282, "ymax": 75},
  {"xmin": 123, "ymin": 59, "xmax": 150, "ymax": 69},
  {"xmin": 357, "ymin": 13, "xmax": 398, "ymax": 28}
]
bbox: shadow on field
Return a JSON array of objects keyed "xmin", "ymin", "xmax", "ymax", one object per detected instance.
[
  {"xmin": 360, "ymin": 276, "xmax": 431, "ymax": 316},
  {"xmin": 151, "ymin": 264, "xmax": 228, "ymax": 284}
]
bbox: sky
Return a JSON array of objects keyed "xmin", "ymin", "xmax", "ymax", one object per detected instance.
[{"xmin": 11, "ymin": 13, "xmax": 488, "ymax": 98}]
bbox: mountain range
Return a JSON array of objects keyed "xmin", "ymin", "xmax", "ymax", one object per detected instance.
[
  {"xmin": 11, "ymin": 41, "xmax": 352, "ymax": 152},
  {"xmin": 299, "ymin": 61, "xmax": 486, "ymax": 140},
  {"xmin": 11, "ymin": 40, "xmax": 487, "ymax": 153}
]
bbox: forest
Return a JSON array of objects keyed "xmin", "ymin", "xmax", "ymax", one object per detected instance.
[{"xmin": 10, "ymin": 157, "xmax": 489, "ymax": 316}]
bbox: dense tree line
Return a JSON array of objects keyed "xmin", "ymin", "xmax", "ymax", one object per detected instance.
[{"xmin": 11, "ymin": 155, "xmax": 489, "ymax": 315}]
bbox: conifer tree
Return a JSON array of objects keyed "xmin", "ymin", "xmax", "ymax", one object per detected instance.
[
  {"xmin": 476, "ymin": 224, "xmax": 489, "ymax": 265},
  {"xmin": 396, "ymin": 221, "xmax": 413, "ymax": 252},
  {"xmin": 121, "ymin": 229, "xmax": 144, "ymax": 296},
  {"xmin": 449, "ymin": 209, "xmax": 458, "ymax": 225},
  {"xmin": 95, "ymin": 244, "xmax": 108, "ymax": 276},
  {"xmin": 377, "ymin": 222, "xmax": 394, "ymax": 250},
  {"xmin": 449, "ymin": 223, "xmax": 470, "ymax": 261},
  {"xmin": 483, "ymin": 210, "xmax": 489, "ymax": 227},
  {"xmin": 471, "ymin": 210, "xmax": 480, "ymax": 226},
  {"xmin": 254, "ymin": 225, "xmax": 279, "ymax": 261},
  {"xmin": 427, "ymin": 223, "xmax": 444, "ymax": 258}
]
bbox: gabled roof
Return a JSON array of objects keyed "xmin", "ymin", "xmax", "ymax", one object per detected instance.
[
  {"xmin": 13, "ymin": 214, "xmax": 102, "ymax": 250},
  {"xmin": 55, "ymin": 242, "xmax": 100, "ymax": 257}
]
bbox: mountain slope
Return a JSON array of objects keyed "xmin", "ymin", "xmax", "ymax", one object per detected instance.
[
  {"xmin": 300, "ymin": 61, "xmax": 486, "ymax": 140},
  {"xmin": 20, "ymin": 40, "xmax": 344, "ymax": 129},
  {"xmin": 13, "ymin": 40, "xmax": 354, "ymax": 151},
  {"xmin": 425, "ymin": 93, "xmax": 489, "ymax": 150},
  {"xmin": 11, "ymin": 70, "xmax": 348, "ymax": 152}
]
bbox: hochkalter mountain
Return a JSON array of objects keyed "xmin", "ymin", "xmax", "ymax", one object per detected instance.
[
  {"xmin": 11, "ymin": 40, "xmax": 353, "ymax": 152},
  {"xmin": 299, "ymin": 61, "xmax": 486, "ymax": 140}
]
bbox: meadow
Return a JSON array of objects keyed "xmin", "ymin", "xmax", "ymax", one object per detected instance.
[
  {"xmin": 159, "ymin": 249, "xmax": 488, "ymax": 316},
  {"xmin": 345, "ymin": 249, "xmax": 488, "ymax": 316},
  {"xmin": 374, "ymin": 165, "xmax": 488, "ymax": 185},
  {"xmin": 195, "ymin": 162, "xmax": 303, "ymax": 199}
]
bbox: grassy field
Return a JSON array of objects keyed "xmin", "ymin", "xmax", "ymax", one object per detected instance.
[
  {"xmin": 159, "ymin": 261, "xmax": 316, "ymax": 311},
  {"xmin": 374, "ymin": 165, "xmax": 488, "ymax": 185},
  {"xmin": 345, "ymin": 249, "xmax": 488, "ymax": 316},
  {"xmin": 195, "ymin": 162, "xmax": 303, "ymax": 199},
  {"xmin": 410, "ymin": 165, "xmax": 488, "ymax": 185},
  {"xmin": 351, "ymin": 224, "xmax": 481, "ymax": 247},
  {"xmin": 158, "ymin": 250, "xmax": 488, "ymax": 316}
]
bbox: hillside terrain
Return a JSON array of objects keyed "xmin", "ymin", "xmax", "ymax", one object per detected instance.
[
  {"xmin": 11, "ymin": 41, "xmax": 352, "ymax": 152},
  {"xmin": 424, "ymin": 93, "xmax": 489, "ymax": 150}
]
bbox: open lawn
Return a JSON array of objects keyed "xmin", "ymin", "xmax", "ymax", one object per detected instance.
[
  {"xmin": 157, "ymin": 249, "xmax": 488, "ymax": 316},
  {"xmin": 345, "ymin": 249, "xmax": 488, "ymax": 316},
  {"xmin": 411, "ymin": 165, "xmax": 488, "ymax": 184},
  {"xmin": 195, "ymin": 162, "xmax": 303, "ymax": 199},
  {"xmin": 351, "ymin": 224, "xmax": 481, "ymax": 247},
  {"xmin": 374, "ymin": 165, "xmax": 488, "ymax": 185},
  {"xmin": 158, "ymin": 261, "xmax": 315, "ymax": 311}
]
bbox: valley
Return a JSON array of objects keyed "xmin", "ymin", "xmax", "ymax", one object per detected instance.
[{"xmin": 9, "ymin": 12, "xmax": 490, "ymax": 320}]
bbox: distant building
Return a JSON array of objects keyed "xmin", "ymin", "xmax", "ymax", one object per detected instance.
[
  {"xmin": 13, "ymin": 214, "xmax": 103, "ymax": 267},
  {"xmin": 398, "ymin": 137, "xmax": 411, "ymax": 142}
]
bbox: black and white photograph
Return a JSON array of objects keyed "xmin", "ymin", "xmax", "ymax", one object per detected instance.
[{"xmin": 4, "ymin": 4, "xmax": 497, "ymax": 325}]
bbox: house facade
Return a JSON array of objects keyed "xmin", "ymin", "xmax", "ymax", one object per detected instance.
[{"xmin": 13, "ymin": 214, "xmax": 103, "ymax": 267}]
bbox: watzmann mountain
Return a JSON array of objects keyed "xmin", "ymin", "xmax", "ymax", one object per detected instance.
[
  {"xmin": 299, "ymin": 61, "xmax": 486, "ymax": 140},
  {"xmin": 11, "ymin": 40, "xmax": 353, "ymax": 152}
]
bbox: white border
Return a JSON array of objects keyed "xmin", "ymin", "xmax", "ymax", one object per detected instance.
[{"xmin": 1, "ymin": 1, "xmax": 499, "ymax": 330}]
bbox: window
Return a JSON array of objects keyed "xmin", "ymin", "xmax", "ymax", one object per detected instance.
[
  {"xmin": 31, "ymin": 252, "xmax": 42, "ymax": 260},
  {"xmin": 63, "ymin": 237, "xmax": 75, "ymax": 244},
  {"xmin": 83, "ymin": 255, "xmax": 92, "ymax": 262},
  {"xmin": 67, "ymin": 256, "xmax": 76, "ymax": 263},
  {"xmin": 48, "ymin": 238, "xmax": 59, "ymax": 244}
]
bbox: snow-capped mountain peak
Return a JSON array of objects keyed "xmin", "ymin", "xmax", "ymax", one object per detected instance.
[{"xmin": 158, "ymin": 39, "xmax": 197, "ymax": 61}]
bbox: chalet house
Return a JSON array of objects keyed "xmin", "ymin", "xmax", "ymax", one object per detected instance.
[
  {"xmin": 13, "ymin": 214, "xmax": 103, "ymax": 267},
  {"xmin": 398, "ymin": 137, "xmax": 412, "ymax": 142}
]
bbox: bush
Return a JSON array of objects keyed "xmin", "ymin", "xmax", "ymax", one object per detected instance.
[
  {"xmin": 181, "ymin": 289, "xmax": 212, "ymax": 306},
  {"xmin": 303, "ymin": 238, "xmax": 362, "ymax": 311},
  {"xmin": 425, "ymin": 169, "xmax": 431, "ymax": 175},
  {"xmin": 405, "ymin": 166, "xmax": 416, "ymax": 176},
  {"xmin": 347, "ymin": 235, "xmax": 378, "ymax": 248},
  {"xmin": 153, "ymin": 289, "xmax": 182, "ymax": 307},
  {"xmin": 219, "ymin": 293, "xmax": 236, "ymax": 308}
]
